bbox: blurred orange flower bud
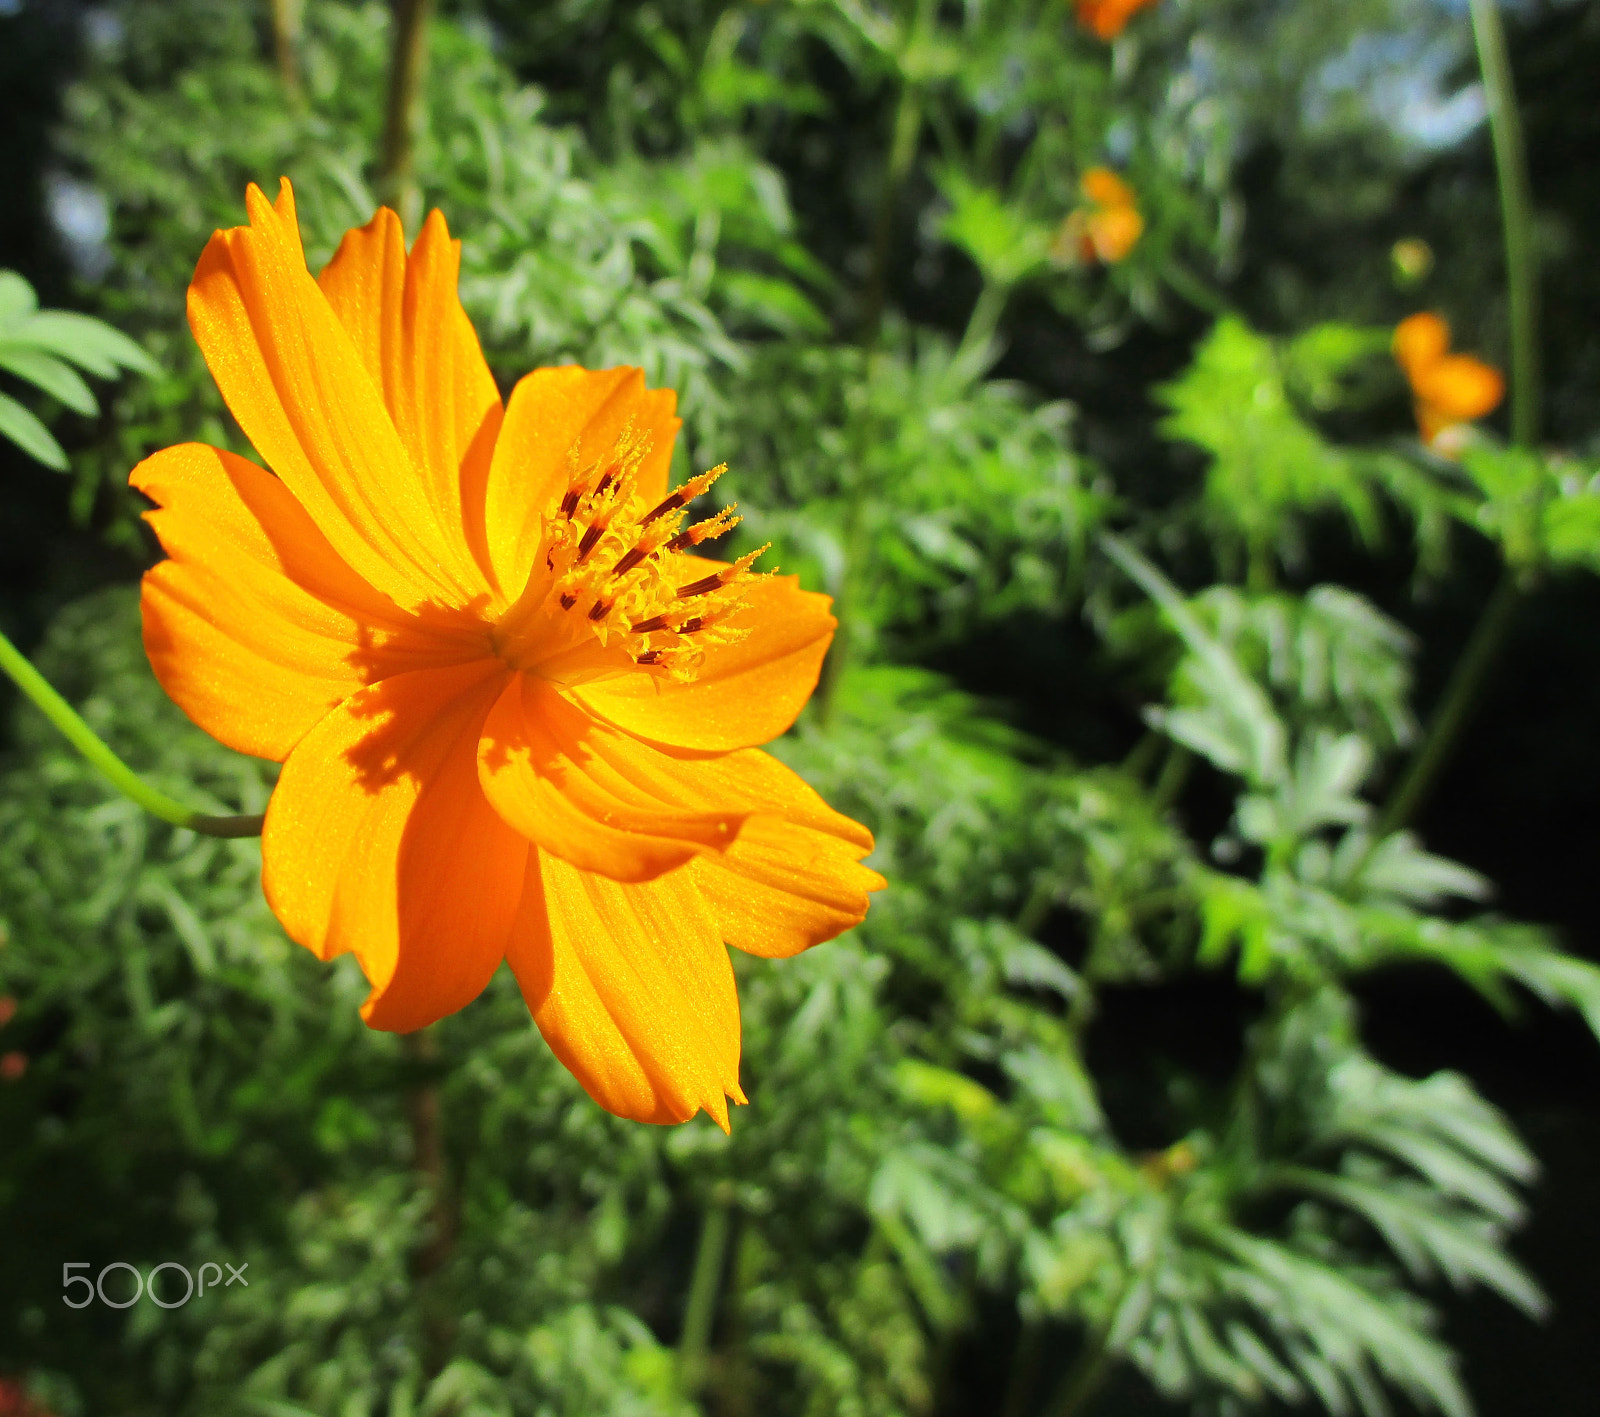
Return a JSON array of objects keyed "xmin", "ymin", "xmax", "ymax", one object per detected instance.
[
  {"xmin": 1394, "ymin": 312, "xmax": 1503, "ymax": 452},
  {"xmin": 1393, "ymin": 312, "xmax": 1450, "ymax": 380},
  {"xmin": 1053, "ymin": 166, "xmax": 1144, "ymax": 266},
  {"xmin": 0, "ymin": 997, "xmax": 14, "ymax": 1028},
  {"xmin": 1086, "ymin": 202, "xmax": 1144, "ymax": 263},
  {"xmin": 1075, "ymin": 0, "xmax": 1160, "ymax": 40},
  {"xmin": 0, "ymin": 1052, "xmax": 27, "ymax": 1082},
  {"xmin": 1081, "ymin": 166, "xmax": 1136, "ymax": 209}
]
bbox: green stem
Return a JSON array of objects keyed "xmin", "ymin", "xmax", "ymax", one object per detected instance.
[
  {"xmin": 952, "ymin": 278, "xmax": 1012, "ymax": 377},
  {"xmin": 0, "ymin": 627, "xmax": 263, "ymax": 838},
  {"xmin": 379, "ymin": 0, "xmax": 435, "ymax": 235},
  {"xmin": 680, "ymin": 1184, "xmax": 736, "ymax": 1395},
  {"xmin": 861, "ymin": 76, "xmax": 924, "ymax": 346},
  {"xmin": 270, "ymin": 0, "xmax": 305, "ymax": 101},
  {"xmin": 1376, "ymin": 1, "xmax": 1540, "ymax": 836},
  {"xmin": 1469, "ymin": 0, "xmax": 1540, "ymax": 448},
  {"xmin": 1377, "ymin": 568, "xmax": 1521, "ymax": 835},
  {"xmin": 1163, "ymin": 258, "xmax": 1230, "ymax": 317},
  {"xmin": 1000, "ymin": 1320, "xmax": 1046, "ymax": 1417},
  {"xmin": 1041, "ymin": 1327, "xmax": 1114, "ymax": 1417},
  {"xmin": 404, "ymin": 1027, "xmax": 458, "ymax": 1376},
  {"xmin": 1151, "ymin": 741, "xmax": 1192, "ymax": 812}
]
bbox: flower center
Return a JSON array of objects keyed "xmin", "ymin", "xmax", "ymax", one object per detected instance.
[{"xmin": 490, "ymin": 427, "xmax": 766, "ymax": 685}]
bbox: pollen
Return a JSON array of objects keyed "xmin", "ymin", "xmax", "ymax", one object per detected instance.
[{"xmin": 490, "ymin": 434, "xmax": 766, "ymax": 682}]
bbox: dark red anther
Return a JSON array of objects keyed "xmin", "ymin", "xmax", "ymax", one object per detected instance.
[
  {"xmin": 642, "ymin": 488, "xmax": 689, "ymax": 525},
  {"xmin": 636, "ymin": 650, "xmax": 664, "ymax": 665},
  {"xmin": 611, "ymin": 543, "xmax": 651, "ymax": 577},
  {"xmin": 594, "ymin": 461, "xmax": 621, "ymax": 499},
  {"xmin": 676, "ymin": 572, "xmax": 724, "ymax": 599},
  {"xmin": 678, "ymin": 617, "xmax": 704, "ymax": 634},
  {"xmin": 559, "ymin": 592, "xmax": 578, "ymax": 610},
  {"xmin": 630, "ymin": 614, "xmax": 670, "ymax": 634},
  {"xmin": 576, "ymin": 519, "xmax": 608, "ymax": 562},
  {"xmin": 559, "ymin": 487, "xmax": 583, "ymax": 520},
  {"xmin": 588, "ymin": 598, "xmax": 614, "ymax": 622}
]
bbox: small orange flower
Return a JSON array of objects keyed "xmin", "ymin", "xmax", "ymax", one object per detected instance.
[
  {"xmin": 1394, "ymin": 312, "xmax": 1504, "ymax": 451},
  {"xmin": 132, "ymin": 181, "xmax": 884, "ymax": 1128},
  {"xmin": 0, "ymin": 997, "xmax": 14, "ymax": 1028},
  {"xmin": 1051, "ymin": 166, "xmax": 1145, "ymax": 266},
  {"xmin": 1075, "ymin": 0, "xmax": 1159, "ymax": 40},
  {"xmin": 0, "ymin": 1052, "xmax": 25, "ymax": 1082}
]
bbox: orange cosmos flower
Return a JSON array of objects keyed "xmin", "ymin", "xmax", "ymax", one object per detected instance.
[
  {"xmin": 131, "ymin": 181, "xmax": 884, "ymax": 1128},
  {"xmin": 1051, "ymin": 166, "xmax": 1145, "ymax": 266},
  {"xmin": 1393, "ymin": 312, "xmax": 1504, "ymax": 451},
  {"xmin": 1075, "ymin": 0, "xmax": 1159, "ymax": 40}
]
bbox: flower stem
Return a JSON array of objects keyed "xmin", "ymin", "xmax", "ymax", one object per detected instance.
[
  {"xmin": 0, "ymin": 626, "xmax": 263, "ymax": 838},
  {"xmin": 679, "ymin": 1183, "xmax": 736, "ymax": 1395},
  {"xmin": 379, "ymin": 0, "xmax": 435, "ymax": 235},
  {"xmin": 1377, "ymin": 567, "xmax": 1521, "ymax": 835},
  {"xmin": 951, "ymin": 278, "xmax": 1012, "ymax": 378},
  {"xmin": 270, "ymin": 0, "xmax": 305, "ymax": 102},
  {"xmin": 1469, "ymin": 0, "xmax": 1540, "ymax": 448},
  {"xmin": 1379, "ymin": 0, "xmax": 1540, "ymax": 835},
  {"xmin": 1041, "ymin": 1327, "xmax": 1113, "ymax": 1417},
  {"xmin": 404, "ymin": 1028, "xmax": 457, "ymax": 1375}
]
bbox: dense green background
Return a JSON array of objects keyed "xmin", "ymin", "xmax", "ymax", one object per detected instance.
[{"xmin": 1, "ymin": 1, "xmax": 1598, "ymax": 1414}]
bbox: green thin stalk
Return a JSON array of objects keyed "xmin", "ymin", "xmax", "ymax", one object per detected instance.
[
  {"xmin": 860, "ymin": 75, "xmax": 925, "ymax": 346},
  {"xmin": 1000, "ymin": 1320, "xmax": 1046, "ymax": 1417},
  {"xmin": 1377, "ymin": 569, "xmax": 1520, "ymax": 836},
  {"xmin": 0, "ymin": 627, "xmax": 263, "ymax": 838},
  {"xmin": 951, "ymin": 278, "xmax": 1012, "ymax": 378},
  {"xmin": 270, "ymin": 0, "xmax": 305, "ymax": 101},
  {"xmin": 679, "ymin": 1185, "xmax": 736, "ymax": 1395},
  {"xmin": 404, "ymin": 1027, "xmax": 458, "ymax": 1377},
  {"xmin": 1469, "ymin": 0, "xmax": 1539, "ymax": 449},
  {"xmin": 1041, "ymin": 1327, "xmax": 1114, "ymax": 1417},
  {"xmin": 378, "ymin": 0, "xmax": 435, "ymax": 235},
  {"xmin": 1379, "ymin": 0, "xmax": 1540, "ymax": 834}
]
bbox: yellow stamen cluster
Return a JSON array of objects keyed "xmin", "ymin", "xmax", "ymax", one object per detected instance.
[{"xmin": 507, "ymin": 430, "xmax": 768, "ymax": 682}]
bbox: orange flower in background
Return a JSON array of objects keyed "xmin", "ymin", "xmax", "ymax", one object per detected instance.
[
  {"xmin": 1052, "ymin": 166, "xmax": 1144, "ymax": 266},
  {"xmin": 1075, "ymin": 0, "xmax": 1159, "ymax": 40},
  {"xmin": 0, "ymin": 1053, "xmax": 25, "ymax": 1082},
  {"xmin": 1394, "ymin": 312, "xmax": 1504, "ymax": 451},
  {"xmin": 0, "ymin": 1378, "xmax": 56, "ymax": 1417},
  {"xmin": 132, "ymin": 180, "xmax": 883, "ymax": 1128}
]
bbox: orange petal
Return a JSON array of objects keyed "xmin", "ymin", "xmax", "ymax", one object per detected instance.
[
  {"xmin": 1393, "ymin": 312, "xmax": 1451, "ymax": 383},
  {"xmin": 187, "ymin": 180, "xmax": 483, "ymax": 609},
  {"xmin": 508, "ymin": 847, "xmax": 744, "ymax": 1127},
  {"xmin": 1081, "ymin": 166, "xmax": 1136, "ymax": 210},
  {"xmin": 689, "ymin": 816, "xmax": 885, "ymax": 957},
  {"xmin": 1088, "ymin": 204, "xmax": 1144, "ymax": 263},
  {"xmin": 571, "ymin": 568, "xmax": 836, "ymax": 752},
  {"xmin": 1413, "ymin": 354, "xmax": 1504, "ymax": 423},
  {"xmin": 480, "ymin": 366, "xmax": 680, "ymax": 603},
  {"xmin": 317, "ymin": 207, "xmax": 505, "ymax": 594},
  {"xmin": 478, "ymin": 673, "xmax": 748, "ymax": 882},
  {"xmin": 1075, "ymin": 0, "xmax": 1155, "ymax": 39},
  {"xmin": 262, "ymin": 659, "xmax": 526, "ymax": 1032},
  {"xmin": 133, "ymin": 442, "xmax": 488, "ymax": 761},
  {"xmin": 679, "ymin": 749, "xmax": 884, "ymax": 957}
]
